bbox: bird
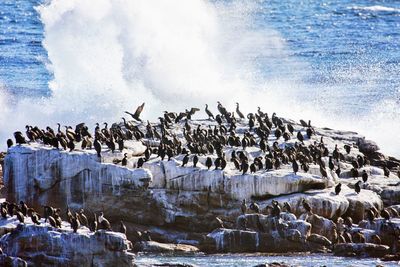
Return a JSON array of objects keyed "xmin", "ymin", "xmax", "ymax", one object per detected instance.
[
  {"xmin": 354, "ymin": 181, "xmax": 361, "ymax": 194},
  {"xmin": 182, "ymin": 154, "xmax": 189, "ymax": 167},
  {"xmin": 71, "ymin": 213, "xmax": 80, "ymax": 233},
  {"xmin": 383, "ymin": 166, "xmax": 390, "ymax": 177},
  {"xmin": 125, "ymin": 102, "xmax": 145, "ymax": 122},
  {"xmin": 193, "ymin": 155, "xmax": 199, "ymax": 167},
  {"xmin": 236, "ymin": 103, "xmax": 245, "ymax": 119},
  {"xmin": 241, "ymin": 199, "xmax": 247, "ymax": 214},
  {"xmin": 16, "ymin": 211, "xmax": 25, "ymax": 224},
  {"xmin": 98, "ymin": 212, "xmax": 112, "ymax": 230},
  {"xmin": 362, "ymin": 170, "xmax": 368, "ymax": 183},
  {"xmin": 205, "ymin": 104, "xmax": 215, "ymax": 120},
  {"xmin": 335, "ymin": 183, "xmax": 341, "ymax": 195},
  {"xmin": 249, "ymin": 201, "xmax": 260, "ymax": 213},
  {"xmin": 283, "ymin": 202, "xmax": 292, "ymax": 213},
  {"xmin": 205, "ymin": 157, "xmax": 212, "ymax": 170},
  {"xmin": 302, "ymin": 199, "xmax": 312, "ymax": 214},
  {"xmin": 292, "ymin": 160, "xmax": 299, "ymax": 175},
  {"xmin": 119, "ymin": 220, "xmax": 127, "ymax": 235},
  {"xmin": 6, "ymin": 139, "xmax": 13, "ymax": 148},
  {"xmin": 121, "ymin": 153, "xmax": 128, "ymax": 166}
]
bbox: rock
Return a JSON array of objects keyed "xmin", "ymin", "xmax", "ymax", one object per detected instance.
[
  {"xmin": 306, "ymin": 214, "xmax": 337, "ymax": 241},
  {"xmin": 357, "ymin": 138, "xmax": 380, "ymax": 155},
  {"xmin": 0, "ymin": 254, "xmax": 27, "ymax": 267},
  {"xmin": 0, "ymin": 224, "xmax": 134, "ymax": 267},
  {"xmin": 3, "ymin": 144, "xmax": 152, "ymax": 204},
  {"xmin": 334, "ymin": 243, "xmax": 390, "ymax": 257},
  {"xmin": 306, "ymin": 233, "xmax": 332, "ymax": 247},
  {"xmin": 133, "ymin": 241, "xmax": 199, "ymax": 254},
  {"xmin": 342, "ymin": 185, "xmax": 383, "ymax": 223}
]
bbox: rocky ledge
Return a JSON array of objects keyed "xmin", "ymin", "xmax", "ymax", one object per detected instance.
[
  {"xmin": 0, "ymin": 213, "xmax": 134, "ymax": 266},
  {"xmin": 2, "ymin": 105, "xmax": 400, "ymax": 262}
]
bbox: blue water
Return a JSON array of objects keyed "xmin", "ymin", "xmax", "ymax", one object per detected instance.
[
  {"xmin": 0, "ymin": 0, "xmax": 51, "ymax": 98},
  {"xmin": 135, "ymin": 253, "xmax": 399, "ymax": 266},
  {"xmin": 0, "ymin": 0, "xmax": 399, "ymax": 154}
]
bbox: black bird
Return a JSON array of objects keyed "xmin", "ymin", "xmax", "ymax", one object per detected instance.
[
  {"xmin": 335, "ymin": 166, "xmax": 341, "ymax": 177},
  {"xmin": 250, "ymin": 163, "xmax": 256, "ymax": 173},
  {"xmin": 125, "ymin": 102, "xmax": 145, "ymax": 122},
  {"xmin": 31, "ymin": 212, "xmax": 41, "ymax": 225},
  {"xmin": 297, "ymin": 131, "xmax": 304, "ymax": 142},
  {"xmin": 14, "ymin": 131, "xmax": 27, "ymax": 145},
  {"xmin": 48, "ymin": 216, "xmax": 57, "ymax": 228},
  {"xmin": 271, "ymin": 200, "xmax": 281, "ymax": 217},
  {"xmin": 182, "ymin": 154, "xmax": 189, "ymax": 167},
  {"xmin": 119, "ymin": 220, "xmax": 127, "ymax": 235},
  {"xmin": 381, "ymin": 209, "xmax": 391, "ymax": 221},
  {"xmin": 292, "ymin": 160, "xmax": 299, "ymax": 175},
  {"xmin": 362, "ymin": 170, "xmax": 368, "ymax": 183},
  {"xmin": 205, "ymin": 104, "xmax": 215, "ymax": 120},
  {"xmin": 122, "ymin": 153, "xmax": 128, "ymax": 166},
  {"xmin": 205, "ymin": 157, "xmax": 212, "ymax": 170},
  {"xmin": 283, "ymin": 202, "xmax": 291, "ymax": 213},
  {"xmin": 354, "ymin": 181, "xmax": 361, "ymax": 194},
  {"xmin": 137, "ymin": 158, "xmax": 145, "ymax": 168},
  {"xmin": 193, "ymin": 155, "xmax": 199, "ymax": 167},
  {"xmin": 98, "ymin": 212, "xmax": 112, "ymax": 230},
  {"xmin": 19, "ymin": 201, "xmax": 28, "ymax": 216},
  {"xmin": 249, "ymin": 201, "xmax": 260, "ymax": 213},
  {"xmin": 220, "ymin": 158, "xmax": 227, "ymax": 170},
  {"xmin": 241, "ymin": 161, "xmax": 249, "ymax": 175},
  {"xmin": 90, "ymin": 214, "xmax": 98, "ymax": 232},
  {"xmin": 366, "ymin": 209, "xmax": 375, "ymax": 222},
  {"xmin": 78, "ymin": 209, "xmax": 88, "ymax": 227},
  {"xmin": 71, "ymin": 213, "xmax": 80, "ymax": 233},
  {"xmin": 328, "ymin": 157, "xmax": 334, "ymax": 171},
  {"xmin": 335, "ymin": 183, "xmax": 341, "ymax": 195},
  {"xmin": 94, "ymin": 138, "xmax": 101, "ymax": 158},
  {"xmin": 16, "ymin": 211, "xmax": 25, "ymax": 224},
  {"xmin": 383, "ymin": 166, "xmax": 390, "ymax": 177},
  {"xmin": 351, "ymin": 168, "xmax": 359, "ymax": 179},
  {"xmin": 302, "ymin": 199, "xmax": 312, "ymax": 213},
  {"xmin": 344, "ymin": 144, "xmax": 351, "ymax": 154},
  {"xmin": 241, "ymin": 199, "xmax": 247, "ymax": 214},
  {"xmin": 6, "ymin": 139, "xmax": 13, "ymax": 148}
]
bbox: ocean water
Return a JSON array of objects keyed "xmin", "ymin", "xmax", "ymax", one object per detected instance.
[
  {"xmin": 0, "ymin": 0, "xmax": 399, "ymax": 156},
  {"xmin": 135, "ymin": 253, "xmax": 399, "ymax": 267}
]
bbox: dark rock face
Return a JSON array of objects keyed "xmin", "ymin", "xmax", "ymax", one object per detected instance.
[
  {"xmin": 334, "ymin": 243, "xmax": 389, "ymax": 257},
  {"xmin": 0, "ymin": 254, "xmax": 27, "ymax": 267},
  {"xmin": 357, "ymin": 139, "xmax": 380, "ymax": 155}
]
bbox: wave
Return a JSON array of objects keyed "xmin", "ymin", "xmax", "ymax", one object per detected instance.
[
  {"xmin": 0, "ymin": 0, "xmax": 399, "ymax": 158},
  {"xmin": 349, "ymin": 5, "xmax": 400, "ymax": 13}
]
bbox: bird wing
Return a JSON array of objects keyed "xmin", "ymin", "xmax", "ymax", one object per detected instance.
[
  {"xmin": 189, "ymin": 107, "xmax": 200, "ymax": 115},
  {"xmin": 134, "ymin": 102, "xmax": 145, "ymax": 118}
]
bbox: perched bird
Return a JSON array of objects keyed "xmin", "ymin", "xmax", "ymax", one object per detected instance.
[
  {"xmin": 182, "ymin": 154, "xmax": 189, "ymax": 167},
  {"xmin": 335, "ymin": 183, "xmax": 341, "ymax": 195},
  {"xmin": 119, "ymin": 220, "xmax": 127, "ymax": 235},
  {"xmin": 383, "ymin": 166, "xmax": 390, "ymax": 177},
  {"xmin": 241, "ymin": 199, "xmax": 247, "ymax": 214},
  {"xmin": 193, "ymin": 155, "xmax": 199, "ymax": 168},
  {"xmin": 302, "ymin": 199, "xmax": 312, "ymax": 214},
  {"xmin": 98, "ymin": 212, "xmax": 112, "ymax": 230},
  {"xmin": 249, "ymin": 201, "xmax": 260, "ymax": 213},
  {"xmin": 292, "ymin": 160, "xmax": 299, "ymax": 175},
  {"xmin": 205, "ymin": 157, "xmax": 212, "ymax": 170},
  {"xmin": 354, "ymin": 181, "xmax": 361, "ymax": 194},
  {"xmin": 362, "ymin": 170, "xmax": 368, "ymax": 183}
]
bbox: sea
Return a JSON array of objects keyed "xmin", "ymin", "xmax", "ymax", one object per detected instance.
[{"xmin": 0, "ymin": 0, "xmax": 400, "ymax": 265}]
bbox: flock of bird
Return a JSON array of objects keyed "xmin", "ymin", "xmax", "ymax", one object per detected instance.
[
  {"xmin": 8, "ymin": 102, "xmax": 399, "ymax": 195},
  {"xmin": 0, "ymin": 199, "xmax": 139, "ymax": 237}
]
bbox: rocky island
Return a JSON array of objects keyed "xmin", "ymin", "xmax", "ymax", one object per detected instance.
[{"xmin": 0, "ymin": 103, "xmax": 400, "ymax": 266}]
